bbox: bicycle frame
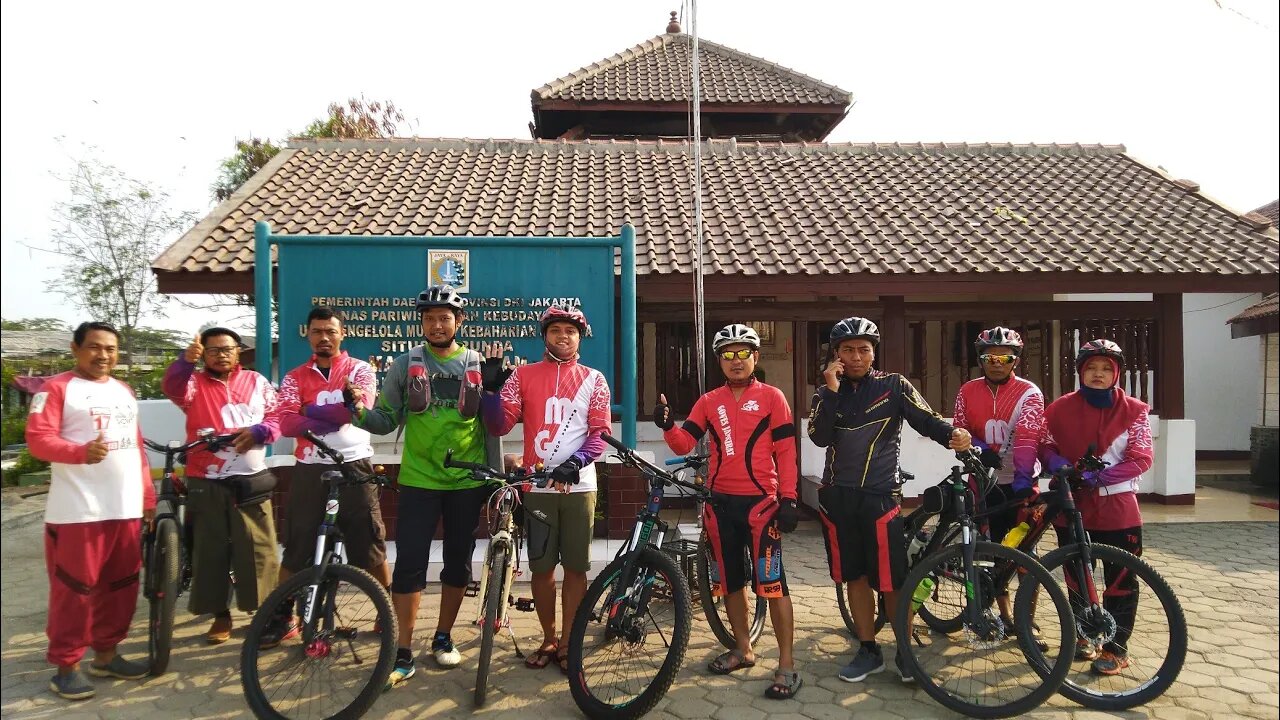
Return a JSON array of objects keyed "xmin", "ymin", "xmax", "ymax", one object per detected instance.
[{"xmin": 474, "ymin": 483, "xmax": 523, "ymax": 634}]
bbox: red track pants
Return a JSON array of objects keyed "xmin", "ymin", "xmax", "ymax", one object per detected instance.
[{"xmin": 44, "ymin": 519, "xmax": 141, "ymax": 667}]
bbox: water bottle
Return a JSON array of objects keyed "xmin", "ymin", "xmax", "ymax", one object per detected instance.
[
  {"xmin": 906, "ymin": 530, "xmax": 929, "ymax": 565},
  {"xmin": 1001, "ymin": 522, "xmax": 1031, "ymax": 548},
  {"xmin": 910, "ymin": 575, "xmax": 936, "ymax": 612}
]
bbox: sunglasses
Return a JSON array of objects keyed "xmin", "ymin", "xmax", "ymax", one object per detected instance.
[
  {"xmin": 718, "ymin": 349, "xmax": 754, "ymax": 361},
  {"xmin": 980, "ymin": 353, "xmax": 1017, "ymax": 365}
]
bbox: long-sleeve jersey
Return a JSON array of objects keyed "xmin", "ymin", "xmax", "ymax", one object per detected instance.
[
  {"xmin": 807, "ymin": 371, "xmax": 954, "ymax": 494},
  {"xmin": 662, "ymin": 379, "xmax": 798, "ymax": 500},
  {"xmin": 951, "ymin": 375, "xmax": 1044, "ymax": 493},
  {"xmin": 26, "ymin": 371, "xmax": 154, "ymax": 524},
  {"xmin": 162, "ymin": 358, "xmax": 280, "ymax": 479},
  {"xmin": 1041, "ymin": 388, "xmax": 1152, "ymax": 530},
  {"xmin": 278, "ymin": 352, "xmax": 376, "ymax": 464},
  {"xmin": 482, "ymin": 355, "xmax": 610, "ymax": 494}
]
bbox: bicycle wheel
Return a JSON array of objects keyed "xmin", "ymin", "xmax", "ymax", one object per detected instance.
[
  {"xmin": 567, "ymin": 546, "xmax": 691, "ymax": 720},
  {"xmin": 241, "ymin": 564, "xmax": 396, "ymax": 720},
  {"xmin": 696, "ymin": 532, "xmax": 765, "ymax": 649},
  {"xmin": 147, "ymin": 518, "xmax": 180, "ymax": 675},
  {"xmin": 835, "ymin": 584, "xmax": 886, "ymax": 637},
  {"xmin": 474, "ymin": 545, "xmax": 508, "ymax": 707},
  {"xmin": 893, "ymin": 541, "xmax": 1074, "ymax": 719},
  {"xmin": 1030, "ymin": 543, "xmax": 1187, "ymax": 710},
  {"xmin": 916, "ymin": 518, "xmax": 966, "ymax": 633}
]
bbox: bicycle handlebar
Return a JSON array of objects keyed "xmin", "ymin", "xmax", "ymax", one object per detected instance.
[
  {"xmin": 443, "ymin": 450, "xmax": 552, "ymax": 489},
  {"xmin": 602, "ymin": 433, "xmax": 709, "ymax": 497},
  {"xmin": 303, "ymin": 430, "xmax": 390, "ymax": 488},
  {"xmin": 663, "ymin": 454, "xmax": 708, "ymax": 469},
  {"xmin": 142, "ymin": 431, "xmax": 239, "ymax": 457}
]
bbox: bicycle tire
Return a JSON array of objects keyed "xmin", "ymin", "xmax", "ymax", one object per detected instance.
[
  {"xmin": 893, "ymin": 540, "xmax": 1075, "ymax": 719},
  {"xmin": 1034, "ymin": 543, "xmax": 1187, "ymax": 710},
  {"xmin": 567, "ymin": 546, "xmax": 691, "ymax": 720},
  {"xmin": 917, "ymin": 522, "xmax": 966, "ymax": 633},
  {"xmin": 147, "ymin": 518, "xmax": 180, "ymax": 675},
  {"xmin": 696, "ymin": 533, "xmax": 766, "ymax": 648},
  {"xmin": 835, "ymin": 584, "xmax": 886, "ymax": 637},
  {"xmin": 474, "ymin": 545, "xmax": 508, "ymax": 707},
  {"xmin": 241, "ymin": 564, "xmax": 396, "ymax": 720}
]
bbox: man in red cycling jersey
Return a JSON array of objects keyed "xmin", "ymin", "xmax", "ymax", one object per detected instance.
[
  {"xmin": 480, "ymin": 304, "xmax": 610, "ymax": 673},
  {"xmin": 1041, "ymin": 339, "xmax": 1152, "ymax": 676},
  {"xmin": 951, "ymin": 327, "xmax": 1045, "ymax": 630},
  {"xmin": 654, "ymin": 323, "xmax": 802, "ymax": 700}
]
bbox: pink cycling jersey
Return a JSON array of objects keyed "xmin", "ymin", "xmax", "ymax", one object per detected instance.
[{"xmin": 952, "ymin": 375, "xmax": 1044, "ymax": 493}]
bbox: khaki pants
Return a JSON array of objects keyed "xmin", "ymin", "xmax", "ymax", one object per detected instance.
[{"xmin": 186, "ymin": 476, "xmax": 279, "ymax": 615}]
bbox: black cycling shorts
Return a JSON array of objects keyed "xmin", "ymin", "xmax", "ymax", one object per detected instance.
[
  {"xmin": 703, "ymin": 492, "xmax": 787, "ymax": 598},
  {"xmin": 390, "ymin": 485, "xmax": 487, "ymax": 593},
  {"xmin": 817, "ymin": 485, "xmax": 906, "ymax": 592}
]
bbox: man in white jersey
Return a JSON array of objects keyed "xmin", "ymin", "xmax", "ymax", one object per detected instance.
[{"xmin": 26, "ymin": 322, "xmax": 156, "ymax": 700}]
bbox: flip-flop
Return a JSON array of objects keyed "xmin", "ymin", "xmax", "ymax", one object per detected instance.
[
  {"xmin": 525, "ymin": 642, "xmax": 559, "ymax": 669},
  {"xmin": 764, "ymin": 670, "xmax": 803, "ymax": 700},
  {"xmin": 556, "ymin": 649, "xmax": 571, "ymax": 675},
  {"xmin": 708, "ymin": 649, "xmax": 756, "ymax": 675}
]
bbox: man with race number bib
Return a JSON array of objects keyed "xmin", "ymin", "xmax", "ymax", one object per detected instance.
[
  {"xmin": 951, "ymin": 326, "xmax": 1045, "ymax": 634},
  {"xmin": 481, "ymin": 304, "xmax": 611, "ymax": 674},
  {"xmin": 654, "ymin": 323, "xmax": 803, "ymax": 700},
  {"xmin": 807, "ymin": 317, "xmax": 971, "ymax": 686}
]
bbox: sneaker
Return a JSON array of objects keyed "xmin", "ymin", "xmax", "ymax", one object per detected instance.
[
  {"xmin": 1075, "ymin": 638, "xmax": 1100, "ymax": 661},
  {"xmin": 432, "ymin": 632, "xmax": 461, "ymax": 668},
  {"xmin": 85, "ymin": 655, "xmax": 148, "ymax": 680},
  {"xmin": 259, "ymin": 617, "xmax": 300, "ymax": 649},
  {"xmin": 49, "ymin": 670, "xmax": 95, "ymax": 700},
  {"xmin": 206, "ymin": 614, "xmax": 233, "ymax": 644},
  {"xmin": 838, "ymin": 645, "xmax": 884, "ymax": 683},
  {"xmin": 893, "ymin": 652, "xmax": 915, "ymax": 684},
  {"xmin": 1091, "ymin": 650, "xmax": 1130, "ymax": 676},
  {"xmin": 385, "ymin": 651, "xmax": 416, "ymax": 690}
]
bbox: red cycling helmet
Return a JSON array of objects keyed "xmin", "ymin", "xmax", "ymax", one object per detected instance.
[
  {"xmin": 539, "ymin": 305, "xmax": 588, "ymax": 335},
  {"xmin": 1075, "ymin": 338, "xmax": 1124, "ymax": 370},
  {"xmin": 975, "ymin": 326, "xmax": 1024, "ymax": 356}
]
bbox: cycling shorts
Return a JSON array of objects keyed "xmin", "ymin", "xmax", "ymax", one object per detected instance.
[{"xmin": 703, "ymin": 492, "xmax": 787, "ymax": 598}]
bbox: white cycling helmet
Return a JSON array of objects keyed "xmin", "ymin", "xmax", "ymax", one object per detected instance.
[{"xmin": 712, "ymin": 324, "xmax": 761, "ymax": 352}]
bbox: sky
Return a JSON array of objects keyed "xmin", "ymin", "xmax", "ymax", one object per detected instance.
[{"xmin": 2, "ymin": 0, "xmax": 1277, "ymax": 334}]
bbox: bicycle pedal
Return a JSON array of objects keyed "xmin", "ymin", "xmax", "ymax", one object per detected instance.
[
  {"xmin": 464, "ymin": 581, "xmax": 480, "ymax": 598},
  {"xmin": 514, "ymin": 597, "xmax": 536, "ymax": 612}
]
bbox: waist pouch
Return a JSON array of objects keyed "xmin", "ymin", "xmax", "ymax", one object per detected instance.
[
  {"xmin": 214, "ymin": 470, "xmax": 278, "ymax": 507},
  {"xmin": 406, "ymin": 369, "xmax": 480, "ymax": 418}
]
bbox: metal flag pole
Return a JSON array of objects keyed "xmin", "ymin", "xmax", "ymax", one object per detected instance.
[{"xmin": 690, "ymin": 0, "xmax": 707, "ymax": 398}]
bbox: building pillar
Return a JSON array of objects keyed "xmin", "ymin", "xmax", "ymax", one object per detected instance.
[
  {"xmin": 1156, "ymin": 293, "xmax": 1185, "ymax": 419},
  {"xmin": 880, "ymin": 295, "xmax": 907, "ymax": 373}
]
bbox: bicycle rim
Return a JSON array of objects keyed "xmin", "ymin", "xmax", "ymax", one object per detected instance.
[
  {"xmin": 568, "ymin": 547, "xmax": 691, "ymax": 720},
  {"xmin": 241, "ymin": 565, "xmax": 396, "ymax": 720},
  {"xmin": 475, "ymin": 546, "xmax": 508, "ymax": 707},
  {"xmin": 1033, "ymin": 543, "xmax": 1187, "ymax": 710},
  {"xmin": 697, "ymin": 535, "xmax": 765, "ymax": 648},
  {"xmin": 894, "ymin": 541, "xmax": 1075, "ymax": 719}
]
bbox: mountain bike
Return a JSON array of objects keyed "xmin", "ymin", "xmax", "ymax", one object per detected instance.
[
  {"xmin": 892, "ymin": 450, "xmax": 1076, "ymax": 719},
  {"xmin": 1015, "ymin": 454, "xmax": 1187, "ymax": 710},
  {"xmin": 140, "ymin": 428, "xmax": 238, "ymax": 675},
  {"xmin": 566, "ymin": 434, "xmax": 710, "ymax": 720},
  {"xmin": 240, "ymin": 431, "xmax": 396, "ymax": 720},
  {"xmin": 660, "ymin": 454, "xmax": 768, "ymax": 650},
  {"xmin": 441, "ymin": 451, "xmax": 552, "ymax": 707}
]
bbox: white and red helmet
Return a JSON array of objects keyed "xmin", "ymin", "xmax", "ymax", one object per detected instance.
[
  {"xmin": 712, "ymin": 324, "xmax": 761, "ymax": 352},
  {"xmin": 539, "ymin": 305, "xmax": 588, "ymax": 335},
  {"xmin": 975, "ymin": 326, "xmax": 1024, "ymax": 356}
]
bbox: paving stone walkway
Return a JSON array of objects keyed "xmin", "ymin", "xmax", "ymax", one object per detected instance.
[{"xmin": 2, "ymin": 495, "xmax": 1276, "ymax": 719}]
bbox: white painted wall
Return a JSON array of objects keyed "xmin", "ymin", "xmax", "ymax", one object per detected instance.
[
  {"xmin": 1262, "ymin": 333, "xmax": 1278, "ymax": 428},
  {"xmin": 1184, "ymin": 293, "xmax": 1261, "ymax": 451}
]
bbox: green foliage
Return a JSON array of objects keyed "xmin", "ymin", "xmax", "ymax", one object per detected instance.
[
  {"xmin": 123, "ymin": 352, "xmax": 179, "ymax": 400},
  {"xmin": 1, "ymin": 317, "xmax": 69, "ymax": 331},
  {"xmin": 211, "ymin": 96, "xmax": 408, "ymax": 203},
  {"xmin": 10, "ymin": 448, "xmax": 49, "ymax": 477},
  {"xmin": 2, "ymin": 417, "xmax": 25, "ymax": 448},
  {"xmin": 211, "ymin": 138, "xmax": 282, "ymax": 203}
]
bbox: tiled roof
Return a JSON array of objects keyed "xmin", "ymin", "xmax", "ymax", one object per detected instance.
[
  {"xmin": 532, "ymin": 33, "xmax": 850, "ymax": 107},
  {"xmin": 1229, "ymin": 293, "xmax": 1279, "ymax": 324},
  {"xmin": 153, "ymin": 138, "xmax": 1279, "ymax": 280},
  {"xmin": 0, "ymin": 330, "xmax": 72, "ymax": 358},
  {"xmin": 1254, "ymin": 200, "xmax": 1279, "ymax": 225}
]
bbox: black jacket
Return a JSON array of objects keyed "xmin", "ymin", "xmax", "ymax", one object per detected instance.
[{"xmin": 807, "ymin": 370, "xmax": 954, "ymax": 494}]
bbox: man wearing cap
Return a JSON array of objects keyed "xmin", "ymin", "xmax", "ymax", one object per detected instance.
[{"xmin": 162, "ymin": 326, "xmax": 281, "ymax": 644}]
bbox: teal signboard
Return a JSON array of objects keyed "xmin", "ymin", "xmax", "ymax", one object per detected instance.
[{"xmin": 254, "ymin": 223, "xmax": 638, "ymax": 444}]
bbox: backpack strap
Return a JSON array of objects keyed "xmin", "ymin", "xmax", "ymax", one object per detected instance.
[{"xmin": 391, "ymin": 345, "xmax": 429, "ymax": 452}]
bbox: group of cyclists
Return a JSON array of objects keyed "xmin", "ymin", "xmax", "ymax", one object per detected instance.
[{"xmin": 27, "ymin": 284, "xmax": 1152, "ymax": 707}]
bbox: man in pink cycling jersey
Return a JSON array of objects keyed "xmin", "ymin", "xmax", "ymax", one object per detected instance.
[
  {"xmin": 480, "ymin": 304, "xmax": 610, "ymax": 673},
  {"xmin": 654, "ymin": 323, "xmax": 802, "ymax": 700},
  {"xmin": 952, "ymin": 327, "xmax": 1045, "ymax": 631}
]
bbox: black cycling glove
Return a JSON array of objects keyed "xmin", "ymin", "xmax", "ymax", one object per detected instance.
[
  {"xmin": 777, "ymin": 499, "xmax": 800, "ymax": 533},
  {"xmin": 550, "ymin": 456, "xmax": 584, "ymax": 486},
  {"xmin": 481, "ymin": 357, "xmax": 514, "ymax": 393},
  {"xmin": 979, "ymin": 448, "xmax": 1003, "ymax": 470},
  {"xmin": 653, "ymin": 399, "xmax": 674, "ymax": 431}
]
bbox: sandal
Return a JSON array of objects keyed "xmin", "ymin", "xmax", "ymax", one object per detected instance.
[
  {"xmin": 525, "ymin": 641, "xmax": 559, "ymax": 669},
  {"xmin": 765, "ymin": 670, "xmax": 803, "ymax": 700},
  {"xmin": 556, "ymin": 649, "xmax": 571, "ymax": 675},
  {"xmin": 708, "ymin": 649, "xmax": 756, "ymax": 675}
]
